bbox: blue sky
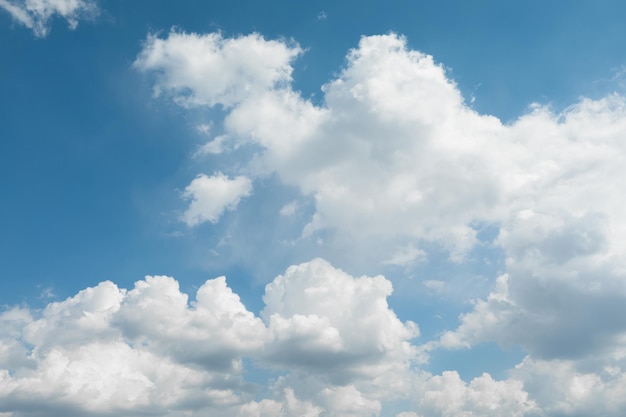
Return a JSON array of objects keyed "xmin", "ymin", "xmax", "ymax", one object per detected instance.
[{"xmin": 2, "ymin": 1, "xmax": 626, "ymax": 416}]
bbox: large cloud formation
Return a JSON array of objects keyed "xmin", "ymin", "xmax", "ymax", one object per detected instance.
[
  {"xmin": 0, "ymin": 260, "xmax": 437, "ymax": 417},
  {"xmin": 131, "ymin": 30, "xmax": 626, "ymax": 416},
  {"xmin": 3, "ymin": 29, "xmax": 626, "ymax": 416}
]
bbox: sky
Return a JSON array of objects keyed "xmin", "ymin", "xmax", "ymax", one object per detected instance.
[{"xmin": 2, "ymin": 1, "xmax": 626, "ymax": 416}]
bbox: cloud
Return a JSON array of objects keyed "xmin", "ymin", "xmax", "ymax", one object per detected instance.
[
  {"xmin": 0, "ymin": 259, "xmax": 423, "ymax": 417},
  {"xmin": 131, "ymin": 29, "xmax": 626, "ymax": 416},
  {"xmin": 137, "ymin": 31, "xmax": 506, "ymax": 259},
  {"xmin": 437, "ymin": 104, "xmax": 626, "ymax": 359},
  {"xmin": 222, "ymin": 33, "xmax": 505, "ymax": 259},
  {"xmin": 0, "ymin": 0, "xmax": 98, "ymax": 37},
  {"xmin": 416, "ymin": 371, "xmax": 537, "ymax": 417},
  {"xmin": 261, "ymin": 258, "xmax": 418, "ymax": 389},
  {"xmin": 133, "ymin": 31, "xmax": 302, "ymax": 108},
  {"xmin": 2, "ymin": 258, "xmax": 625, "ymax": 416},
  {"xmin": 509, "ymin": 356, "xmax": 626, "ymax": 417},
  {"xmin": 138, "ymin": 27, "xmax": 626, "ymax": 357},
  {"xmin": 181, "ymin": 172, "xmax": 253, "ymax": 226},
  {"xmin": 238, "ymin": 386, "xmax": 323, "ymax": 417},
  {"xmin": 0, "ymin": 277, "xmax": 258, "ymax": 416},
  {"xmin": 137, "ymin": 30, "xmax": 626, "ymax": 264},
  {"xmin": 115, "ymin": 274, "xmax": 267, "ymax": 370},
  {"xmin": 383, "ymin": 244, "xmax": 427, "ymax": 266}
]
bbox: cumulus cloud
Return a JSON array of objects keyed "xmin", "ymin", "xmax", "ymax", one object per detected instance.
[
  {"xmin": 261, "ymin": 258, "xmax": 418, "ymax": 394},
  {"xmin": 181, "ymin": 172, "xmax": 252, "ymax": 226},
  {"xmin": 136, "ymin": 30, "xmax": 626, "ymax": 260},
  {"xmin": 0, "ymin": 259, "xmax": 428, "ymax": 417},
  {"xmin": 131, "ymin": 30, "xmax": 626, "ymax": 416},
  {"xmin": 238, "ymin": 386, "xmax": 323, "ymax": 417},
  {"xmin": 415, "ymin": 371, "xmax": 537, "ymax": 417},
  {"xmin": 0, "ymin": 0, "xmax": 98, "ymax": 37},
  {"xmin": 509, "ymin": 356, "xmax": 626, "ymax": 417},
  {"xmin": 3, "ymin": 258, "xmax": 622, "ymax": 416},
  {"xmin": 437, "ymin": 98, "xmax": 626, "ymax": 362},
  {"xmin": 136, "ymin": 31, "xmax": 506, "ymax": 258},
  {"xmin": 133, "ymin": 31, "xmax": 302, "ymax": 108},
  {"xmin": 115, "ymin": 274, "xmax": 266, "ymax": 370},
  {"xmin": 0, "ymin": 276, "xmax": 260, "ymax": 417}
]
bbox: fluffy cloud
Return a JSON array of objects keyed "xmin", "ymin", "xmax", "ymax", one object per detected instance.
[
  {"xmin": 0, "ymin": 0, "xmax": 97, "ymax": 37},
  {"xmin": 4, "ymin": 257, "xmax": 624, "ymax": 416},
  {"xmin": 509, "ymin": 356, "xmax": 626, "ymax": 417},
  {"xmin": 133, "ymin": 31, "xmax": 302, "ymax": 108},
  {"xmin": 262, "ymin": 259, "xmax": 418, "ymax": 384},
  {"xmin": 437, "ymin": 99, "xmax": 626, "ymax": 362},
  {"xmin": 0, "ymin": 275, "xmax": 266, "ymax": 416},
  {"xmin": 148, "ymin": 33, "xmax": 626, "ymax": 315},
  {"xmin": 181, "ymin": 172, "xmax": 252, "ymax": 226},
  {"xmin": 133, "ymin": 29, "xmax": 626, "ymax": 416},
  {"xmin": 115, "ymin": 274, "xmax": 267, "ymax": 370},
  {"xmin": 136, "ymin": 30, "xmax": 626, "ymax": 261},
  {"xmin": 0, "ymin": 259, "xmax": 424, "ymax": 417},
  {"xmin": 238, "ymin": 387, "xmax": 323, "ymax": 417},
  {"xmin": 223, "ymin": 34, "xmax": 504, "ymax": 258},
  {"xmin": 136, "ymin": 31, "xmax": 507, "ymax": 258},
  {"xmin": 417, "ymin": 371, "xmax": 537, "ymax": 417}
]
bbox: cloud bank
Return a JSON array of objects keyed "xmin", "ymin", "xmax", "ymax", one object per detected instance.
[{"xmin": 0, "ymin": 260, "xmax": 426, "ymax": 417}]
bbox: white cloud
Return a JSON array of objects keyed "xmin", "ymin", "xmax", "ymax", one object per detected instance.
[
  {"xmin": 137, "ymin": 31, "xmax": 506, "ymax": 259},
  {"xmin": 139, "ymin": 30, "xmax": 626, "ymax": 270},
  {"xmin": 194, "ymin": 134, "xmax": 229, "ymax": 156},
  {"xmin": 261, "ymin": 259, "xmax": 418, "ymax": 386},
  {"xmin": 238, "ymin": 387, "xmax": 323, "ymax": 417},
  {"xmin": 509, "ymin": 356, "xmax": 626, "ymax": 417},
  {"xmin": 0, "ymin": 0, "xmax": 98, "ymax": 37},
  {"xmin": 416, "ymin": 371, "xmax": 537, "ymax": 417},
  {"xmin": 3, "ymin": 258, "xmax": 626, "ymax": 416},
  {"xmin": 422, "ymin": 280, "xmax": 445, "ymax": 293},
  {"xmin": 223, "ymin": 34, "xmax": 504, "ymax": 259},
  {"xmin": 383, "ymin": 244, "xmax": 427, "ymax": 266},
  {"xmin": 181, "ymin": 172, "xmax": 252, "ymax": 226},
  {"xmin": 279, "ymin": 200, "xmax": 298, "ymax": 216},
  {"xmin": 115, "ymin": 274, "xmax": 267, "ymax": 370},
  {"xmin": 0, "ymin": 276, "xmax": 262, "ymax": 416},
  {"xmin": 0, "ymin": 259, "xmax": 425, "ymax": 417},
  {"xmin": 139, "ymin": 27, "xmax": 626, "ymax": 362},
  {"xmin": 133, "ymin": 31, "xmax": 302, "ymax": 108},
  {"xmin": 131, "ymin": 29, "xmax": 626, "ymax": 416}
]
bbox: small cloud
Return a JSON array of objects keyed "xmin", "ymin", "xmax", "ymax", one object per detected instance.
[
  {"xmin": 0, "ymin": 0, "xmax": 99, "ymax": 37},
  {"xmin": 317, "ymin": 11, "xmax": 327, "ymax": 20},
  {"xmin": 279, "ymin": 200, "xmax": 298, "ymax": 216},
  {"xmin": 163, "ymin": 230, "xmax": 184, "ymax": 238},
  {"xmin": 196, "ymin": 123, "xmax": 212, "ymax": 135},
  {"xmin": 422, "ymin": 280, "xmax": 446, "ymax": 293},
  {"xmin": 37, "ymin": 286, "xmax": 55, "ymax": 300},
  {"xmin": 194, "ymin": 135, "xmax": 228, "ymax": 157},
  {"xmin": 181, "ymin": 172, "xmax": 253, "ymax": 226},
  {"xmin": 383, "ymin": 244, "xmax": 427, "ymax": 267}
]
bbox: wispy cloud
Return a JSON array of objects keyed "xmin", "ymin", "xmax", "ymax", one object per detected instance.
[{"xmin": 0, "ymin": 0, "xmax": 98, "ymax": 37}]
